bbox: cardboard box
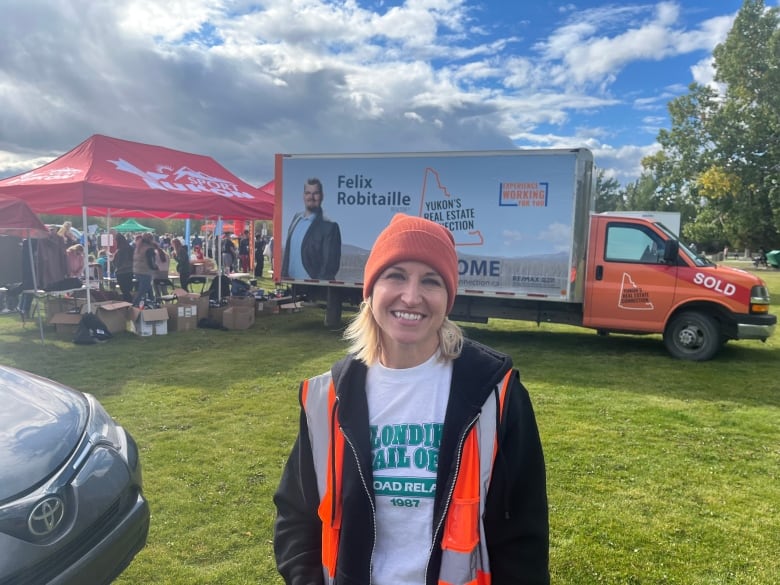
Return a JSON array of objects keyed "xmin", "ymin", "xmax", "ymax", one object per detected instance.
[
  {"xmin": 127, "ymin": 317, "xmax": 154, "ymax": 337},
  {"xmin": 166, "ymin": 301, "xmax": 198, "ymax": 332},
  {"xmin": 228, "ymin": 295, "xmax": 255, "ymax": 308},
  {"xmin": 128, "ymin": 307, "xmax": 169, "ymax": 336},
  {"xmin": 196, "ymin": 294, "xmax": 210, "ymax": 318},
  {"xmin": 49, "ymin": 311, "xmax": 83, "ymax": 338},
  {"xmin": 173, "ymin": 289, "xmax": 200, "ymax": 301},
  {"xmin": 222, "ymin": 306, "xmax": 255, "ymax": 330},
  {"xmin": 154, "ymin": 320, "xmax": 168, "ymax": 335},
  {"xmin": 93, "ymin": 301, "xmax": 132, "ymax": 334},
  {"xmin": 256, "ymin": 300, "xmax": 276, "ymax": 315},
  {"xmin": 208, "ymin": 304, "xmax": 231, "ymax": 324},
  {"xmin": 45, "ymin": 297, "xmax": 84, "ymax": 323},
  {"xmin": 256, "ymin": 296, "xmax": 296, "ymax": 316}
]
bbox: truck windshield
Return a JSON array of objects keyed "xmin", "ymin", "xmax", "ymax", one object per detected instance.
[{"xmin": 654, "ymin": 223, "xmax": 713, "ymax": 267}]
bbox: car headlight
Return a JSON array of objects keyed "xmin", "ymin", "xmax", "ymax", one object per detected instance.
[{"xmin": 70, "ymin": 394, "xmax": 129, "ymax": 470}]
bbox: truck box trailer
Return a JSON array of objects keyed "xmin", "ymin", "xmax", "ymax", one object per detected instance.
[{"xmin": 272, "ymin": 148, "xmax": 775, "ymax": 361}]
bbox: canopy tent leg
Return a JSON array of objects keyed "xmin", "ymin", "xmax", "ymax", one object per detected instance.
[
  {"xmin": 27, "ymin": 232, "xmax": 45, "ymax": 343},
  {"xmin": 82, "ymin": 206, "xmax": 92, "ymax": 313}
]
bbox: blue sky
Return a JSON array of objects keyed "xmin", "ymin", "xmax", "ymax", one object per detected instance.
[{"xmin": 0, "ymin": 0, "xmax": 775, "ymax": 190}]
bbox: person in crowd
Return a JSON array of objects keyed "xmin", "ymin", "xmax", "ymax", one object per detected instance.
[
  {"xmin": 255, "ymin": 232, "xmax": 267, "ymax": 277},
  {"xmin": 273, "ymin": 214, "xmax": 549, "ymax": 585},
  {"xmin": 95, "ymin": 249, "xmax": 109, "ymax": 276},
  {"xmin": 153, "ymin": 242, "xmax": 170, "ymax": 281},
  {"xmin": 65, "ymin": 243, "xmax": 85, "ymax": 278},
  {"xmin": 58, "ymin": 221, "xmax": 79, "ymax": 246},
  {"xmin": 238, "ymin": 229, "xmax": 251, "ymax": 272},
  {"xmin": 221, "ymin": 232, "xmax": 237, "ymax": 273},
  {"xmin": 113, "ymin": 233, "xmax": 135, "ymax": 302},
  {"xmin": 281, "ymin": 177, "xmax": 341, "ymax": 280},
  {"xmin": 191, "ymin": 245, "xmax": 205, "ymax": 262},
  {"xmin": 87, "ymin": 234, "xmax": 98, "ymax": 256},
  {"xmin": 171, "ymin": 237, "xmax": 191, "ymax": 292},
  {"xmin": 132, "ymin": 233, "xmax": 158, "ymax": 307},
  {"xmin": 265, "ymin": 236, "xmax": 274, "ymax": 275},
  {"xmin": 161, "ymin": 233, "xmax": 172, "ymax": 254}
]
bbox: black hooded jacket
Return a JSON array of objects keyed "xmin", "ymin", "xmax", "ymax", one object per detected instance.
[{"xmin": 273, "ymin": 339, "xmax": 549, "ymax": 584}]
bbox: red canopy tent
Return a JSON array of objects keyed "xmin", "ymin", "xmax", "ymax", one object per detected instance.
[
  {"xmin": 0, "ymin": 134, "xmax": 273, "ymax": 220},
  {"xmin": 0, "ymin": 135, "xmax": 274, "ymax": 310},
  {"xmin": 0, "ymin": 197, "xmax": 48, "ymax": 237},
  {"xmin": 0, "ymin": 198, "xmax": 50, "ymax": 341}
]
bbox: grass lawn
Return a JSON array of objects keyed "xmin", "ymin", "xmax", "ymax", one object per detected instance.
[{"xmin": 0, "ymin": 268, "xmax": 778, "ymax": 584}]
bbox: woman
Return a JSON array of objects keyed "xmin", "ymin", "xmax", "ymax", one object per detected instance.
[
  {"xmin": 273, "ymin": 214, "xmax": 549, "ymax": 585},
  {"xmin": 65, "ymin": 243, "xmax": 85, "ymax": 278},
  {"xmin": 57, "ymin": 221, "xmax": 78, "ymax": 246},
  {"xmin": 131, "ymin": 233, "xmax": 158, "ymax": 307},
  {"xmin": 113, "ymin": 234, "xmax": 135, "ymax": 302},
  {"xmin": 171, "ymin": 237, "xmax": 191, "ymax": 292}
]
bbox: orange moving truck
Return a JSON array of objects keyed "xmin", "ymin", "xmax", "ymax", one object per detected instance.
[{"xmin": 273, "ymin": 148, "xmax": 776, "ymax": 361}]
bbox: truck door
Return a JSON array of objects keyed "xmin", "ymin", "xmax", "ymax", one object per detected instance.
[{"xmin": 583, "ymin": 219, "xmax": 678, "ymax": 333}]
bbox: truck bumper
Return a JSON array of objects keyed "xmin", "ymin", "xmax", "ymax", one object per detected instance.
[{"xmin": 736, "ymin": 314, "xmax": 776, "ymax": 340}]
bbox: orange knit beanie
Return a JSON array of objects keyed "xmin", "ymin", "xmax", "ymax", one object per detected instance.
[{"xmin": 363, "ymin": 213, "xmax": 459, "ymax": 312}]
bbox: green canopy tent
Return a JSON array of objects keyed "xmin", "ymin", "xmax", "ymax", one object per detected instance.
[{"xmin": 113, "ymin": 218, "xmax": 155, "ymax": 233}]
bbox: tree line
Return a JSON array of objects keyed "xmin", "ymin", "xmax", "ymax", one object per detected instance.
[{"xmin": 596, "ymin": 0, "xmax": 779, "ymax": 256}]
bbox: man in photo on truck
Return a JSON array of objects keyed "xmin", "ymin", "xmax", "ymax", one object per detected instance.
[{"xmin": 282, "ymin": 177, "xmax": 342, "ymax": 280}]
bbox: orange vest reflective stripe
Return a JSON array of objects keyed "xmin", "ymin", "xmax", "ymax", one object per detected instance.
[
  {"xmin": 438, "ymin": 369, "xmax": 512, "ymax": 585},
  {"xmin": 301, "ymin": 375, "xmax": 342, "ymax": 584},
  {"xmin": 302, "ymin": 368, "xmax": 513, "ymax": 585}
]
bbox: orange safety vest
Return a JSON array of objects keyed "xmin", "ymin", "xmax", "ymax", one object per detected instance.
[{"xmin": 302, "ymin": 369, "xmax": 512, "ymax": 585}]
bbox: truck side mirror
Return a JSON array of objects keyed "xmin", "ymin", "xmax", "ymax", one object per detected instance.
[{"xmin": 663, "ymin": 240, "xmax": 679, "ymax": 264}]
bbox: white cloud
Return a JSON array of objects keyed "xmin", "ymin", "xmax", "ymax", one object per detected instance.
[
  {"xmin": 594, "ymin": 143, "xmax": 662, "ymax": 184},
  {"xmin": 0, "ymin": 0, "xmax": 748, "ymax": 189}
]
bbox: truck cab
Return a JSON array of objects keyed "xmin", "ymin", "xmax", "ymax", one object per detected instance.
[{"xmin": 583, "ymin": 215, "xmax": 776, "ymax": 360}]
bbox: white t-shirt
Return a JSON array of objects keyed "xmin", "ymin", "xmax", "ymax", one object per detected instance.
[{"xmin": 366, "ymin": 352, "xmax": 453, "ymax": 585}]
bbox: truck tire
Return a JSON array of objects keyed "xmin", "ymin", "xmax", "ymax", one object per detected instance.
[{"xmin": 663, "ymin": 311, "xmax": 721, "ymax": 361}]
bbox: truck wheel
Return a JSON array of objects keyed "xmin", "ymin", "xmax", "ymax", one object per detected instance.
[{"xmin": 663, "ymin": 311, "xmax": 720, "ymax": 361}]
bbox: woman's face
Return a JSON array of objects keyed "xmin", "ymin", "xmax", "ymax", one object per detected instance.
[{"xmin": 370, "ymin": 260, "xmax": 448, "ymax": 368}]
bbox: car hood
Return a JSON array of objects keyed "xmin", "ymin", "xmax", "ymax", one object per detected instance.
[{"xmin": 0, "ymin": 366, "xmax": 89, "ymax": 501}]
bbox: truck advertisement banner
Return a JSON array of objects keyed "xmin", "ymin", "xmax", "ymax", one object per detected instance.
[{"xmin": 277, "ymin": 150, "xmax": 588, "ymax": 299}]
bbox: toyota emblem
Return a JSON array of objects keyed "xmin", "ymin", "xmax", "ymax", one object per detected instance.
[{"xmin": 28, "ymin": 496, "xmax": 65, "ymax": 536}]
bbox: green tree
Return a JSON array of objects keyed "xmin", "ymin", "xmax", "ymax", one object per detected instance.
[
  {"xmin": 642, "ymin": 0, "xmax": 780, "ymax": 251},
  {"xmin": 594, "ymin": 169, "xmax": 623, "ymax": 212},
  {"xmin": 643, "ymin": 84, "xmax": 719, "ymax": 212}
]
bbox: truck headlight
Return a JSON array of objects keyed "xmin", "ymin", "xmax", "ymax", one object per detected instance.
[{"xmin": 750, "ymin": 285, "xmax": 771, "ymax": 314}]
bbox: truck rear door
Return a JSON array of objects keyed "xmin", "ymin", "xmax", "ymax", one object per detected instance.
[{"xmin": 583, "ymin": 217, "xmax": 678, "ymax": 333}]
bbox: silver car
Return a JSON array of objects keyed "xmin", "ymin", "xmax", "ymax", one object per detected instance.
[{"xmin": 0, "ymin": 366, "xmax": 149, "ymax": 584}]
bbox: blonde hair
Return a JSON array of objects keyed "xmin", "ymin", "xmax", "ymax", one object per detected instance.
[
  {"xmin": 57, "ymin": 221, "xmax": 73, "ymax": 238},
  {"xmin": 344, "ymin": 299, "xmax": 463, "ymax": 365}
]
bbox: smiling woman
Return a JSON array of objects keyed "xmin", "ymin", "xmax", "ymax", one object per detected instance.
[{"xmin": 273, "ymin": 213, "xmax": 550, "ymax": 585}]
